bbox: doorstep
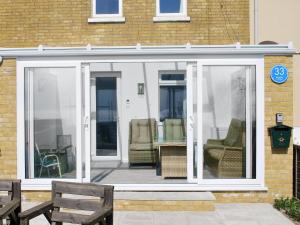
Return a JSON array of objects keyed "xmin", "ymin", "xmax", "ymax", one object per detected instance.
[{"xmin": 114, "ymin": 191, "xmax": 216, "ymax": 211}]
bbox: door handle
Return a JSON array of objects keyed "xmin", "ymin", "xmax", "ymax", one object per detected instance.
[{"xmin": 83, "ymin": 116, "xmax": 89, "ymax": 128}]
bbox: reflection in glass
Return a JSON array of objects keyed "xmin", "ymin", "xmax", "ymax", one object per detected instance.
[
  {"xmin": 25, "ymin": 68, "xmax": 77, "ymax": 179},
  {"xmin": 96, "ymin": 0, "xmax": 119, "ymax": 14},
  {"xmin": 202, "ymin": 66, "xmax": 256, "ymax": 179},
  {"xmin": 160, "ymin": 0, "xmax": 182, "ymax": 13},
  {"xmin": 95, "ymin": 77, "xmax": 117, "ymax": 156},
  {"xmin": 160, "ymin": 86, "xmax": 186, "ymax": 122}
]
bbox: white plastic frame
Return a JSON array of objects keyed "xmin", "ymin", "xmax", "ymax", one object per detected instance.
[{"xmin": 17, "ymin": 60, "xmax": 83, "ymax": 188}]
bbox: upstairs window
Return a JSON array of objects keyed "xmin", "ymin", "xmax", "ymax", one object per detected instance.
[
  {"xmin": 154, "ymin": 0, "xmax": 189, "ymax": 22},
  {"xmin": 89, "ymin": 0, "xmax": 125, "ymax": 23},
  {"xmin": 160, "ymin": 0, "xmax": 183, "ymax": 14},
  {"xmin": 95, "ymin": 0, "xmax": 119, "ymax": 15}
]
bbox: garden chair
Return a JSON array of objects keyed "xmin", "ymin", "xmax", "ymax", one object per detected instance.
[
  {"xmin": 19, "ymin": 181, "xmax": 114, "ymax": 225},
  {"xmin": 35, "ymin": 143, "xmax": 62, "ymax": 178},
  {"xmin": 0, "ymin": 180, "xmax": 21, "ymax": 225}
]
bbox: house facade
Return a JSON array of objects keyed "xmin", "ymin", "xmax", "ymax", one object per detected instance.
[{"xmin": 0, "ymin": 0, "xmax": 295, "ymax": 206}]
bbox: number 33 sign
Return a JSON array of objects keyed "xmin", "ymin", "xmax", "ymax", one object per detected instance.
[{"xmin": 270, "ymin": 65, "xmax": 288, "ymax": 84}]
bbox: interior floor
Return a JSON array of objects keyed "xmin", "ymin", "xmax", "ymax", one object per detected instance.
[{"xmin": 91, "ymin": 160, "xmax": 217, "ymax": 184}]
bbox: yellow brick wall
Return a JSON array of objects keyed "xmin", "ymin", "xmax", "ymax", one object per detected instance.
[
  {"xmin": 0, "ymin": 0, "xmax": 294, "ymax": 204},
  {"xmin": 215, "ymin": 56, "xmax": 294, "ymax": 203},
  {"xmin": 0, "ymin": 0, "xmax": 249, "ymax": 47},
  {"xmin": 0, "ymin": 59, "xmax": 16, "ymax": 179}
]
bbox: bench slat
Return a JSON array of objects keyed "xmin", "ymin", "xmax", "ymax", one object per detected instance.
[
  {"xmin": 0, "ymin": 196, "xmax": 11, "ymax": 205},
  {"xmin": 53, "ymin": 197, "xmax": 103, "ymax": 211},
  {"xmin": 54, "ymin": 182, "xmax": 105, "ymax": 197},
  {"xmin": 0, "ymin": 182, "xmax": 12, "ymax": 191},
  {"xmin": 52, "ymin": 211, "xmax": 89, "ymax": 224}
]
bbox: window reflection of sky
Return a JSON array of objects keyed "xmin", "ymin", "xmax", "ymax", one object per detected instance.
[
  {"xmin": 96, "ymin": 0, "xmax": 119, "ymax": 14},
  {"xmin": 160, "ymin": 0, "xmax": 182, "ymax": 13}
]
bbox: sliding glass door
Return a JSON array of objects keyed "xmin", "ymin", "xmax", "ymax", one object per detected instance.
[{"xmin": 21, "ymin": 62, "xmax": 82, "ymax": 184}]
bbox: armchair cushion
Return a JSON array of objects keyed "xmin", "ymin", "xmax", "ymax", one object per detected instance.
[
  {"xmin": 164, "ymin": 119, "xmax": 186, "ymax": 141},
  {"xmin": 206, "ymin": 149, "xmax": 224, "ymax": 160},
  {"xmin": 223, "ymin": 118, "xmax": 244, "ymax": 147},
  {"xmin": 130, "ymin": 143, "xmax": 157, "ymax": 150},
  {"xmin": 206, "ymin": 139, "xmax": 224, "ymax": 145},
  {"xmin": 131, "ymin": 119, "xmax": 156, "ymax": 144}
]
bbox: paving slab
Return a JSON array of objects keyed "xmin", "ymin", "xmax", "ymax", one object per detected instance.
[{"xmin": 21, "ymin": 202, "xmax": 295, "ymax": 225}]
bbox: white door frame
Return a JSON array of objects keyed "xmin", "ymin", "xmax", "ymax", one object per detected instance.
[
  {"xmin": 89, "ymin": 72, "xmax": 121, "ymax": 161},
  {"xmin": 17, "ymin": 60, "xmax": 83, "ymax": 187}
]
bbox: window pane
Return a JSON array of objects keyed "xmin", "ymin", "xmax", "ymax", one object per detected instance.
[
  {"xmin": 96, "ymin": 0, "xmax": 119, "ymax": 14},
  {"xmin": 202, "ymin": 66, "xmax": 256, "ymax": 179},
  {"xmin": 25, "ymin": 68, "xmax": 77, "ymax": 179},
  {"xmin": 160, "ymin": 86, "xmax": 186, "ymax": 122},
  {"xmin": 161, "ymin": 74, "xmax": 185, "ymax": 81},
  {"xmin": 95, "ymin": 77, "xmax": 117, "ymax": 156},
  {"xmin": 160, "ymin": 0, "xmax": 182, "ymax": 13}
]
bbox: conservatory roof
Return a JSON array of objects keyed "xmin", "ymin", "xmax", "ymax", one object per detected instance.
[{"xmin": 0, "ymin": 42, "xmax": 296, "ymax": 59}]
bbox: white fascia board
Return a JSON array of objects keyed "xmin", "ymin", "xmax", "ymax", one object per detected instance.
[{"xmin": 0, "ymin": 44, "xmax": 296, "ymax": 58}]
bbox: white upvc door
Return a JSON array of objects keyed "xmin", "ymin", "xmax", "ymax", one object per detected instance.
[
  {"xmin": 186, "ymin": 62, "xmax": 199, "ymax": 183},
  {"xmin": 83, "ymin": 64, "xmax": 91, "ymax": 182}
]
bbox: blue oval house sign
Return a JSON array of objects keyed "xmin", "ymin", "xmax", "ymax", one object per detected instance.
[{"xmin": 270, "ymin": 65, "xmax": 288, "ymax": 84}]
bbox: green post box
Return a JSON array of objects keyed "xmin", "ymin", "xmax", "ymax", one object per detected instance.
[{"xmin": 269, "ymin": 124, "xmax": 293, "ymax": 149}]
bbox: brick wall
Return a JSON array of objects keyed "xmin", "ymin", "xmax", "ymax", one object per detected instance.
[
  {"xmin": 0, "ymin": 0, "xmax": 249, "ymax": 47},
  {"xmin": 0, "ymin": 59, "xmax": 16, "ymax": 179},
  {"xmin": 0, "ymin": 0, "xmax": 295, "ymax": 203},
  {"xmin": 215, "ymin": 56, "xmax": 294, "ymax": 203}
]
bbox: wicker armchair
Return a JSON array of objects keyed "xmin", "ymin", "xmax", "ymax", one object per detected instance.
[
  {"xmin": 204, "ymin": 118, "xmax": 246, "ymax": 178},
  {"xmin": 128, "ymin": 119, "xmax": 157, "ymax": 165}
]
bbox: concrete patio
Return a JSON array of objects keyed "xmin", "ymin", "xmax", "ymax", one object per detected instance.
[{"xmin": 23, "ymin": 202, "xmax": 295, "ymax": 225}]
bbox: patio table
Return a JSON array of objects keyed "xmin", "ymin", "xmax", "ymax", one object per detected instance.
[{"xmin": 154, "ymin": 140, "xmax": 187, "ymax": 179}]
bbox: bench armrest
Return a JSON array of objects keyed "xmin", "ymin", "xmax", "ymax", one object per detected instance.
[
  {"xmin": 82, "ymin": 207, "xmax": 113, "ymax": 225},
  {"xmin": 19, "ymin": 201, "xmax": 53, "ymax": 220},
  {"xmin": 0, "ymin": 199, "xmax": 20, "ymax": 218}
]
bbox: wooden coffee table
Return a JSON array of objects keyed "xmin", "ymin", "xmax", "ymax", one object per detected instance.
[{"xmin": 155, "ymin": 141, "xmax": 187, "ymax": 179}]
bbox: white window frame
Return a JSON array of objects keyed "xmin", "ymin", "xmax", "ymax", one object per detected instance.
[
  {"xmin": 158, "ymin": 70, "xmax": 187, "ymax": 139},
  {"xmin": 17, "ymin": 60, "xmax": 83, "ymax": 189},
  {"xmin": 194, "ymin": 58, "xmax": 265, "ymax": 187},
  {"xmin": 154, "ymin": 0, "xmax": 190, "ymax": 22},
  {"xmin": 16, "ymin": 57, "xmax": 265, "ymax": 191},
  {"xmin": 88, "ymin": 0, "xmax": 125, "ymax": 23}
]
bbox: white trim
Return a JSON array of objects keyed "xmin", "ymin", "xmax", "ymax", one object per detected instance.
[
  {"xmin": 90, "ymin": 72, "xmax": 121, "ymax": 161},
  {"xmin": 1, "ymin": 44, "xmax": 295, "ymax": 58},
  {"xmin": 17, "ymin": 57, "xmax": 265, "ymax": 190},
  {"xmin": 245, "ymin": 66, "xmax": 253, "ymax": 178},
  {"xmin": 196, "ymin": 58, "xmax": 265, "ymax": 186},
  {"xmin": 88, "ymin": 17, "xmax": 125, "ymax": 23},
  {"xmin": 83, "ymin": 64, "xmax": 91, "ymax": 182},
  {"xmin": 153, "ymin": 16, "xmax": 190, "ymax": 22},
  {"xmin": 21, "ymin": 183, "xmax": 268, "ymax": 191},
  {"xmin": 186, "ymin": 63, "xmax": 194, "ymax": 182},
  {"xmin": 17, "ymin": 61, "xmax": 83, "ymax": 186},
  {"xmin": 197, "ymin": 61, "xmax": 203, "ymax": 183}
]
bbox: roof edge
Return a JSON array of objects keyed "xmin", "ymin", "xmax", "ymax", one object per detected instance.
[{"xmin": 0, "ymin": 43, "xmax": 296, "ymax": 59}]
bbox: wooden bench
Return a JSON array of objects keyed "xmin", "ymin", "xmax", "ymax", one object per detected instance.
[
  {"xmin": 19, "ymin": 181, "xmax": 114, "ymax": 225},
  {"xmin": 0, "ymin": 180, "xmax": 21, "ymax": 225}
]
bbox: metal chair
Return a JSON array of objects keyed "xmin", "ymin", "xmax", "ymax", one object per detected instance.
[{"xmin": 35, "ymin": 144, "xmax": 62, "ymax": 178}]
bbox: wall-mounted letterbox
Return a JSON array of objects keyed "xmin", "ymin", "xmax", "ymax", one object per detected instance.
[{"xmin": 269, "ymin": 124, "xmax": 293, "ymax": 149}]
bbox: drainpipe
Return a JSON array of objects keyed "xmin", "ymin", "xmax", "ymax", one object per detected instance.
[{"xmin": 254, "ymin": 0, "xmax": 259, "ymax": 44}]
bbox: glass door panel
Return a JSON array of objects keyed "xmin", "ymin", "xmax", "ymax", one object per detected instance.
[
  {"xmin": 187, "ymin": 63, "xmax": 198, "ymax": 182},
  {"xmin": 24, "ymin": 67, "xmax": 77, "ymax": 179},
  {"xmin": 201, "ymin": 65, "xmax": 256, "ymax": 179},
  {"xmin": 90, "ymin": 74, "xmax": 119, "ymax": 160}
]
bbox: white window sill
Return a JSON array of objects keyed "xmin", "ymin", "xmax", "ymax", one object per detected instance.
[
  {"xmin": 153, "ymin": 16, "xmax": 190, "ymax": 22},
  {"xmin": 88, "ymin": 17, "xmax": 126, "ymax": 23}
]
